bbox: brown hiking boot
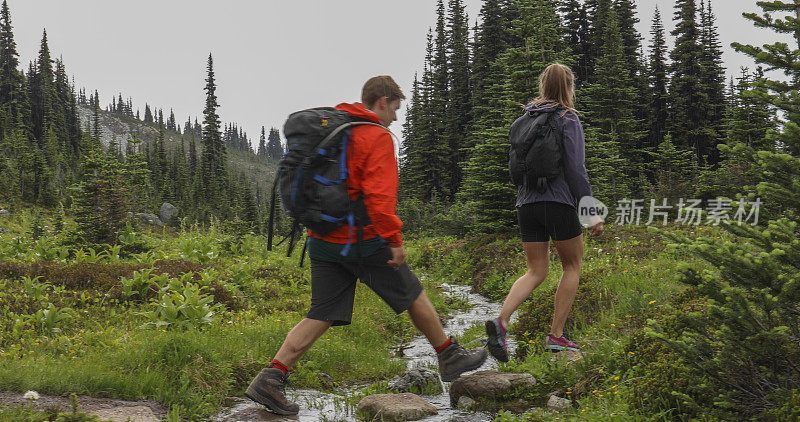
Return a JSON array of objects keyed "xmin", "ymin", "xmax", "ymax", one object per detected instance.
[
  {"xmin": 437, "ymin": 336, "xmax": 488, "ymax": 382},
  {"xmin": 245, "ymin": 367, "xmax": 300, "ymax": 415}
]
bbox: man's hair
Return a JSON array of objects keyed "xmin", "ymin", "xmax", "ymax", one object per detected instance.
[{"xmin": 362, "ymin": 75, "xmax": 406, "ymax": 108}]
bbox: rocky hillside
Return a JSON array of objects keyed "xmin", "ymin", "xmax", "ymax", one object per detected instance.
[{"xmin": 77, "ymin": 104, "xmax": 279, "ymax": 195}]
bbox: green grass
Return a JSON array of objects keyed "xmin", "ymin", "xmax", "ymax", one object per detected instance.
[
  {"xmin": 0, "ymin": 205, "xmax": 738, "ymax": 420},
  {"xmin": 0, "ymin": 210, "xmax": 462, "ymax": 419},
  {"xmin": 407, "ymin": 224, "xmax": 730, "ymax": 420}
]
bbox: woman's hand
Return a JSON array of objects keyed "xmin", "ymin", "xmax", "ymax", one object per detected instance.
[{"xmin": 590, "ymin": 221, "xmax": 604, "ymax": 238}]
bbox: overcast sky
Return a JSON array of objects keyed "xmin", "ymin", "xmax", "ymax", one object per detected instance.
[{"xmin": 7, "ymin": 0, "xmax": 792, "ymax": 147}]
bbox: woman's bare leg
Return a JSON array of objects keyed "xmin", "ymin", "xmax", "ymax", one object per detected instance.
[
  {"xmin": 550, "ymin": 234, "xmax": 584, "ymax": 337},
  {"xmin": 499, "ymin": 242, "xmax": 550, "ymax": 324}
]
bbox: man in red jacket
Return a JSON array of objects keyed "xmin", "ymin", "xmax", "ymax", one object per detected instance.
[{"xmin": 246, "ymin": 76, "xmax": 487, "ymax": 415}]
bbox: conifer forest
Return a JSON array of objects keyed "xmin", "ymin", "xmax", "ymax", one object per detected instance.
[{"xmin": 0, "ymin": 0, "xmax": 799, "ymax": 420}]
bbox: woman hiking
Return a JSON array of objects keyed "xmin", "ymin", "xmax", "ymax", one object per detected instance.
[{"xmin": 485, "ymin": 63, "xmax": 604, "ymax": 362}]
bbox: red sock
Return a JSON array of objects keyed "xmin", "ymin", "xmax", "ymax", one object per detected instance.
[
  {"xmin": 435, "ymin": 338, "xmax": 452, "ymax": 354},
  {"xmin": 269, "ymin": 359, "xmax": 289, "ymax": 375}
]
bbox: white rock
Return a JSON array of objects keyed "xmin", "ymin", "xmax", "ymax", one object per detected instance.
[{"xmin": 547, "ymin": 395, "xmax": 571, "ymax": 411}]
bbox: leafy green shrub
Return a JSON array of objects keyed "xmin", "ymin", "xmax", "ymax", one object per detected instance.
[
  {"xmin": 120, "ymin": 269, "xmax": 165, "ymax": 301},
  {"xmin": 27, "ymin": 304, "xmax": 75, "ymax": 335},
  {"xmin": 141, "ymin": 279, "xmax": 222, "ymax": 331}
]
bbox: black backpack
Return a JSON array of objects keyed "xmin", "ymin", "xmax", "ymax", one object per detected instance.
[
  {"xmin": 508, "ymin": 108, "xmax": 564, "ymax": 193},
  {"xmin": 267, "ymin": 107, "xmax": 386, "ymax": 259}
]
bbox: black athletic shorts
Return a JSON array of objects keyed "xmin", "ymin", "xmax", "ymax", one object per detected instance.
[
  {"xmin": 307, "ymin": 247, "xmax": 424, "ymax": 326},
  {"xmin": 517, "ymin": 201, "xmax": 583, "ymax": 242}
]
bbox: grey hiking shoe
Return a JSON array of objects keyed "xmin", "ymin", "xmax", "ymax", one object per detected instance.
[
  {"xmin": 245, "ymin": 367, "xmax": 300, "ymax": 415},
  {"xmin": 437, "ymin": 336, "xmax": 488, "ymax": 382}
]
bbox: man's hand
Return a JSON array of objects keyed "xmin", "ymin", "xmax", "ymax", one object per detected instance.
[{"xmin": 387, "ymin": 246, "xmax": 407, "ymax": 268}]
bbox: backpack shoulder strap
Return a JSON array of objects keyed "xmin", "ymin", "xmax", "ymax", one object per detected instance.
[{"xmin": 316, "ymin": 121, "xmax": 388, "ymax": 151}]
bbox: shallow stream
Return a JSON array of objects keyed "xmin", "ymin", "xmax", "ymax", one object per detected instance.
[{"xmin": 212, "ymin": 283, "xmax": 517, "ymax": 422}]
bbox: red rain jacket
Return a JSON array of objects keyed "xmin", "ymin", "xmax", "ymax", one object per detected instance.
[{"xmin": 307, "ymin": 102, "xmax": 403, "ymax": 247}]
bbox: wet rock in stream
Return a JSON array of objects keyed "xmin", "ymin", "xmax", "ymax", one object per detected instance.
[
  {"xmin": 449, "ymin": 370, "xmax": 537, "ymax": 411},
  {"xmin": 390, "ymin": 368, "xmax": 443, "ymax": 395},
  {"xmin": 357, "ymin": 393, "xmax": 438, "ymax": 421}
]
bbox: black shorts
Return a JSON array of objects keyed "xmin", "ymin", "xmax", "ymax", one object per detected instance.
[
  {"xmin": 517, "ymin": 201, "xmax": 583, "ymax": 242},
  {"xmin": 307, "ymin": 247, "xmax": 424, "ymax": 326}
]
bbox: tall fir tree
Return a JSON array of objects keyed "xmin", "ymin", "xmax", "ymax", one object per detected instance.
[
  {"xmin": 445, "ymin": 0, "xmax": 471, "ymax": 198},
  {"xmin": 698, "ymin": 0, "xmax": 727, "ymax": 165},
  {"xmin": 668, "ymin": 0, "xmax": 708, "ymax": 163},
  {"xmin": 266, "ymin": 127, "xmax": 283, "ymax": 160},
  {"xmin": 199, "ymin": 53, "xmax": 227, "ymax": 215},
  {"xmin": 257, "ymin": 126, "xmax": 266, "ymax": 157},
  {"xmin": 471, "ymin": 0, "xmax": 508, "ymax": 115},
  {"xmin": 143, "ymin": 104, "xmax": 153, "ymax": 123},
  {"xmin": 581, "ymin": 7, "xmax": 642, "ymax": 199},
  {"xmin": 647, "ymin": 6, "xmax": 669, "ymax": 150},
  {"xmin": 30, "ymin": 30, "xmax": 58, "ymax": 145},
  {"xmin": 559, "ymin": 0, "xmax": 592, "ymax": 87},
  {"xmin": 0, "ymin": 0, "xmax": 23, "ymax": 139}
]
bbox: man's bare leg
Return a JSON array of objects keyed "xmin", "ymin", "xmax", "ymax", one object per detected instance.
[
  {"xmin": 273, "ymin": 318, "xmax": 334, "ymax": 368},
  {"xmin": 406, "ymin": 291, "xmax": 448, "ymax": 348}
]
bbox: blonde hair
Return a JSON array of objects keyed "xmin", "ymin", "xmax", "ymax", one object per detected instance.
[{"xmin": 530, "ymin": 63, "xmax": 576, "ymax": 111}]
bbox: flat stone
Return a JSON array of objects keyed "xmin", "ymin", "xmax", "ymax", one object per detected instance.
[
  {"xmin": 0, "ymin": 209, "xmax": 9, "ymax": 216},
  {"xmin": 546, "ymin": 395, "xmax": 571, "ymax": 411},
  {"xmin": 90, "ymin": 405, "xmax": 160, "ymax": 422},
  {"xmin": 449, "ymin": 370, "xmax": 536, "ymax": 407},
  {"xmin": 357, "ymin": 393, "xmax": 437, "ymax": 421}
]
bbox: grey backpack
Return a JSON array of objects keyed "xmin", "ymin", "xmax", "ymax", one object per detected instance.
[{"xmin": 508, "ymin": 109, "xmax": 564, "ymax": 193}]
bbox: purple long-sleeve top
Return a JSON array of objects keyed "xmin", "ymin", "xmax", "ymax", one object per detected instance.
[{"xmin": 515, "ymin": 102, "xmax": 593, "ymax": 208}]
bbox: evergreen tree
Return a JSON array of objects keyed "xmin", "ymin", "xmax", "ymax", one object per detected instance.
[
  {"xmin": 124, "ymin": 138, "xmax": 151, "ymax": 212},
  {"xmin": 91, "ymin": 90, "xmax": 101, "ymax": 144},
  {"xmin": 445, "ymin": 0, "xmax": 471, "ymax": 197},
  {"xmin": 647, "ymin": 6, "xmax": 669, "ymax": 150},
  {"xmin": 167, "ymin": 108, "xmax": 176, "ymax": 131},
  {"xmin": 404, "ymin": 27, "xmax": 450, "ymax": 201},
  {"xmin": 199, "ymin": 53, "xmax": 227, "ymax": 215},
  {"xmin": 559, "ymin": 0, "xmax": 592, "ymax": 87},
  {"xmin": 30, "ymin": 30, "xmax": 58, "ymax": 144},
  {"xmin": 652, "ymin": 3, "xmax": 800, "ymax": 417},
  {"xmin": 266, "ymin": 127, "xmax": 283, "ymax": 160},
  {"xmin": 698, "ymin": 0, "xmax": 727, "ymax": 165},
  {"xmin": 143, "ymin": 104, "xmax": 153, "ymax": 123},
  {"xmin": 471, "ymin": 0, "xmax": 508, "ymax": 115},
  {"xmin": 649, "ymin": 135, "xmax": 696, "ymax": 201},
  {"xmin": 580, "ymin": 7, "xmax": 642, "ymax": 196},
  {"xmin": 725, "ymin": 68, "xmax": 776, "ymax": 150},
  {"xmin": 0, "ymin": 0, "xmax": 22, "ymax": 139},
  {"xmin": 583, "ymin": 0, "xmax": 612, "ymax": 84},
  {"xmin": 503, "ymin": 0, "xmax": 568, "ymax": 107},
  {"xmin": 461, "ymin": 0, "xmax": 572, "ymax": 229},
  {"xmin": 668, "ymin": 0, "xmax": 707, "ymax": 163},
  {"xmin": 257, "ymin": 126, "xmax": 266, "ymax": 157},
  {"xmin": 459, "ymin": 57, "xmax": 516, "ymax": 231},
  {"xmin": 72, "ymin": 152, "xmax": 132, "ymax": 244},
  {"xmin": 428, "ymin": 0, "xmax": 449, "ymax": 199}
]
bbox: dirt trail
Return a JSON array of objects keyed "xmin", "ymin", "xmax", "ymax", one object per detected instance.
[{"xmin": 0, "ymin": 392, "xmax": 168, "ymax": 422}]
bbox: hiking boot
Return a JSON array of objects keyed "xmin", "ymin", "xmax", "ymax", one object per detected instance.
[
  {"xmin": 245, "ymin": 367, "xmax": 300, "ymax": 415},
  {"xmin": 485, "ymin": 317, "xmax": 509, "ymax": 362},
  {"xmin": 545, "ymin": 334, "xmax": 580, "ymax": 352},
  {"xmin": 437, "ymin": 336, "xmax": 488, "ymax": 382}
]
